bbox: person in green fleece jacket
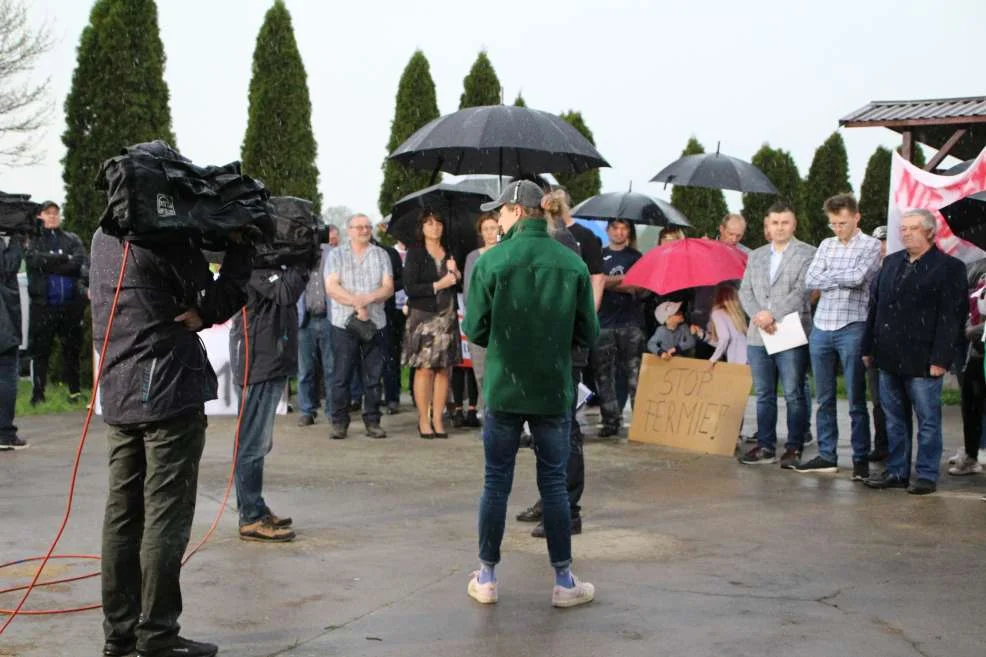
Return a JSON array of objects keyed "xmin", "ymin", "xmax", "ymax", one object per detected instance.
[{"xmin": 463, "ymin": 180, "xmax": 599, "ymax": 609}]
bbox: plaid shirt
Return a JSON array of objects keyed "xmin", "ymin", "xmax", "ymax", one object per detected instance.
[
  {"xmin": 805, "ymin": 231, "xmax": 882, "ymax": 331},
  {"xmin": 328, "ymin": 243, "xmax": 392, "ymax": 330}
]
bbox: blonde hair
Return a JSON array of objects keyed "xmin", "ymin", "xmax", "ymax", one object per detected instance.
[
  {"xmin": 708, "ymin": 285, "xmax": 747, "ymax": 342},
  {"xmin": 541, "ymin": 190, "xmax": 571, "ymax": 236}
]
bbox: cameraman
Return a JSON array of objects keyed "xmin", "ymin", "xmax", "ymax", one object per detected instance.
[
  {"xmin": 92, "ymin": 228, "xmax": 253, "ymax": 657},
  {"xmin": 0, "ymin": 232, "xmax": 26, "ymax": 450}
]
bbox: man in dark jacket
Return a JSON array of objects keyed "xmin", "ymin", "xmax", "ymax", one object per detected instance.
[
  {"xmin": 0, "ymin": 233, "xmax": 26, "ymax": 450},
  {"xmin": 863, "ymin": 209, "xmax": 967, "ymax": 495},
  {"xmin": 25, "ymin": 201, "xmax": 89, "ymax": 404},
  {"xmin": 92, "ymin": 228, "xmax": 253, "ymax": 657},
  {"xmin": 230, "ymin": 261, "xmax": 308, "ymax": 542}
]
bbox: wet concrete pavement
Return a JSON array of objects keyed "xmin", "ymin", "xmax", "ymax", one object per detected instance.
[{"xmin": 2, "ymin": 400, "xmax": 985, "ymax": 657}]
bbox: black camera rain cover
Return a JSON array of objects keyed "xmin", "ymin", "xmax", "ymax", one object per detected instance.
[
  {"xmin": 96, "ymin": 140, "xmax": 274, "ymax": 246},
  {"xmin": 253, "ymin": 196, "xmax": 319, "ymax": 268},
  {"xmin": 0, "ymin": 192, "xmax": 39, "ymax": 234}
]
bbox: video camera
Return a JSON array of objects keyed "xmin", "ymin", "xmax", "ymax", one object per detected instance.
[
  {"xmin": 0, "ymin": 192, "xmax": 40, "ymax": 237},
  {"xmin": 253, "ymin": 196, "xmax": 322, "ymax": 269}
]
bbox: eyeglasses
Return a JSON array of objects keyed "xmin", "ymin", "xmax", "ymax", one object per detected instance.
[{"xmin": 350, "ymin": 225, "xmax": 372, "ymax": 231}]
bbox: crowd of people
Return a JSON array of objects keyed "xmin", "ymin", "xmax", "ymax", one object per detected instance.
[{"xmin": 2, "ymin": 183, "xmax": 983, "ymax": 656}]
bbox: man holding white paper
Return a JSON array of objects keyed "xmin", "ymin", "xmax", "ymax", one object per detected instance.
[
  {"xmin": 738, "ymin": 201, "xmax": 816, "ymax": 468},
  {"xmin": 797, "ymin": 194, "xmax": 881, "ymax": 480}
]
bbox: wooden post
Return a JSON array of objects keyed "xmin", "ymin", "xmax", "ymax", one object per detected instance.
[
  {"xmin": 924, "ymin": 128, "xmax": 968, "ymax": 171},
  {"xmin": 901, "ymin": 131, "xmax": 913, "ymax": 162}
]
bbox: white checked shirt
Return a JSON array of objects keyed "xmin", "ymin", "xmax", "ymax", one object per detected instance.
[
  {"xmin": 805, "ymin": 231, "xmax": 882, "ymax": 331},
  {"xmin": 328, "ymin": 243, "xmax": 392, "ymax": 330}
]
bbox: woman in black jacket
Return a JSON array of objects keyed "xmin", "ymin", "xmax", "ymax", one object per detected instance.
[{"xmin": 402, "ymin": 210, "xmax": 461, "ymax": 438}]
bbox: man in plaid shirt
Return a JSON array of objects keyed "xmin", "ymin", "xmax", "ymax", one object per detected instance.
[{"xmin": 797, "ymin": 194, "xmax": 882, "ymax": 479}]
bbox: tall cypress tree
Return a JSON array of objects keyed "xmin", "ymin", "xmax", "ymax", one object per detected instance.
[
  {"xmin": 669, "ymin": 137, "xmax": 728, "ymax": 239},
  {"xmin": 741, "ymin": 144, "xmax": 802, "ymax": 249},
  {"xmin": 857, "ymin": 144, "xmax": 926, "ymax": 236},
  {"xmin": 801, "ymin": 132, "xmax": 852, "ymax": 245},
  {"xmin": 241, "ymin": 0, "xmax": 320, "ymax": 210},
  {"xmin": 459, "ymin": 51, "xmax": 502, "ymax": 108},
  {"xmin": 378, "ymin": 50, "xmax": 439, "ymax": 216},
  {"xmin": 62, "ymin": 0, "xmax": 175, "ymax": 245},
  {"xmin": 554, "ymin": 110, "xmax": 601, "ymax": 204},
  {"xmin": 513, "ymin": 93, "xmax": 527, "ymax": 107}
]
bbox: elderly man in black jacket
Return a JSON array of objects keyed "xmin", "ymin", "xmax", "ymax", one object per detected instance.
[
  {"xmin": 92, "ymin": 228, "xmax": 253, "ymax": 657},
  {"xmin": 0, "ymin": 233, "xmax": 26, "ymax": 450},
  {"xmin": 863, "ymin": 209, "xmax": 967, "ymax": 495},
  {"xmin": 230, "ymin": 261, "xmax": 308, "ymax": 542}
]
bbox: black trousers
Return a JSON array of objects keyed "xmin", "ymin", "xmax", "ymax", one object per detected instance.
[
  {"xmin": 29, "ymin": 302, "xmax": 84, "ymax": 396},
  {"xmin": 451, "ymin": 367, "xmax": 479, "ymax": 408},
  {"xmin": 533, "ymin": 368, "xmax": 585, "ymax": 517},
  {"xmin": 101, "ymin": 408, "xmax": 207, "ymax": 653},
  {"xmin": 866, "ymin": 363, "xmax": 888, "ymax": 454},
  {"xmin": 961, "ymin": 357, "xmax": 985, "ymax": 459}
]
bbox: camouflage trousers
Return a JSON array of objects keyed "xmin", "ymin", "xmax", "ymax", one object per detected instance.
[{"xmin": 590, "ymin": 327, "xmax": 645, "ymax": 430}]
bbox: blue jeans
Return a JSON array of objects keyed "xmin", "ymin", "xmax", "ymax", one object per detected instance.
[
  {"xmin": 748, "ymin": 345, "xmax": 809, "ymax": 452},
  {"xmin": 479, "ymin": 411, "xmax": 572, "ymax": 568},
  {"xmin": 880, "ymin": 371, "xmax": 943, "ymax": 483},
  {"xmin": 811, "ymin": 322, "xmax": 870, "ymax": 464},
  {"xmin": 234, "ymin": 377, "xmax": 286, "ymax": 524},
  {"xmin": 330, "ymin": 325, "xmax": 384, "ymax": 427},
  {"xmin": 0, "ymin": 348, "xmax": 18, "ymax": 441},
  {"xmin": 297, "ymin": 315, "xmax": 333, "ymax": 418}
]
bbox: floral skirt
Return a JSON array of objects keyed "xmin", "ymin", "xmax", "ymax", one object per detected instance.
[{"xmin": 402, "ymin": 307, "xmax": 461, "ymax": 369}]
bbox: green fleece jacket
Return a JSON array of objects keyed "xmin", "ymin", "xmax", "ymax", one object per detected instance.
[{"xmin": 463, "ymin": 218, "xmax": 599, "ymax": 415}]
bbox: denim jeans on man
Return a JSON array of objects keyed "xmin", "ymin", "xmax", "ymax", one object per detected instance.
[
  {"xmin": 479, "ymin": 411, "xmax": 572, "ymax": 568},
  {"xmin": 748, "ymin": 345, "xmax": 809, "ymax": 452},
  {"xmin": 330, "ymin": 325, "xmax": 384, "ymax": 427},
  {"xmin": 297, "ymin": 314, "xmax": 333, "ymax": 418},
  {"xmin": 234, "ymin": 377, "xmax": 286, "ymax": 524},
  {"xmin": 101, "ymin": 409, "xmax": 207, "ymax": 654},
  {"xmin": 880, "ymin": 371, "xmax": 942, "ymax": 482},
  {"xmin": 0, "ymin": 348, "xmax": 18, "ymax": 442},
  {"xmin": 811, "ymin": 321, "xmax": 871, "ymax": 464}
]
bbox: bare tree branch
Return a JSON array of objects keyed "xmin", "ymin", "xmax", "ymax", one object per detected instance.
[{"xmin": 0, "ymin": 0, "xmax": 53, "ymax": 167}]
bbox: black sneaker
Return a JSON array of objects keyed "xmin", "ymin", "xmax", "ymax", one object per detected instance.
[
  {"xmin": 330, "ymin": 424, "xmax": 348, "ymax": 440},
  {"xmin": 597, "ymin": 425, "xmax": 620, "ymax": 438},
  {"xmin": 867, "ymin": 449, "xmax": 889, "ymax": 462},
  {"xmin": 795, "ymin": 456, "xmax": 838, "ymax": 474},
  {"xmin": 778, "ymin": 448, "xmax": 802, "ymax": 469},
  {"xmin": 103, "ymin": 639, "xmax": 136, "ymax": 656},
  {"xmin": 0, "ymin": 436, "xmax": 28, "ymax": 451},
  {"xmin": 464, "ymin": 409, "xmax": 482, "ymax": 427},
  {"xmin": 516, "ymin": 501, "xmax": 543, "ymax": 522},
  {"xmin": 907, "ymin": 478, "xmax": 937, "ymax": 495},
  {"xmin": 739, "ymin": 446, "xmax": 776, "ymax": 465},
  {"xmin": 864, "ymin": 471, "xmax": 909, "ymax": 489},
  {"xmin": 451, "ymin": 408, "xmax": 465, "ymax": 428},
  {"xmin": 296, "ymin": 414, "xmax": 315, "ymax": 427},
  {"xmin": 365, "ymin": 424, "xmax": 387, "ymax": 439},
  {"xmin": 852, "ymin": 462, "xmax": 870, "ymax": 481},
  {"xmin": 137, "ymin": 636, "xmax": 217, "ymax": 657},
  {"xmin": 532, "ymin": 515, "xmax": 581, "ymax": 538}
]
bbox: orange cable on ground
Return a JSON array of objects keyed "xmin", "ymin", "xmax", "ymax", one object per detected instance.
[{"xmin": 0, "ymin": 246, "xmax": 250, "ymax": 629}]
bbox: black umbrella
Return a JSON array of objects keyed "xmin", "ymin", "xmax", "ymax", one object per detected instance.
[
  {"xmin": 388, "ymin": 181, "xmax": 491, "ymax": 267},
  {"xmin": 651, "ymin": 146, "xmax": 778, "ymax": 194},
  {"xmin": 389, "ymin": 105, "xmax": 610, "ymax": 177},
  {"xmin": 940, "ymin": 191, "xmax": 986, "ymax": 250},
  {"xmin": 571, "ymin": 191, "xmax": 691, "ymax": 227}
]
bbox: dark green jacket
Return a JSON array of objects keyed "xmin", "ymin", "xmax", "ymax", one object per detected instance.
[{"xmin": 464, "ymin": 218, "xmax": 599, "ymax": 415}]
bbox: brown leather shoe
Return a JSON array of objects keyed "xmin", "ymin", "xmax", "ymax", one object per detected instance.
[
  {"xmin": 516, "ymin": 501, "xmax": 543, "ymax": 522},
  {"xmin": 239, "ymin": 518, "xmax": 295, "ymax": 542},
  {"xmin": 264, "ymin": 509, "xmax": 292, "ymax": 527},
  {"xmin": 531, "ymin": 515, "xmax": 581, "ymax": 538}
]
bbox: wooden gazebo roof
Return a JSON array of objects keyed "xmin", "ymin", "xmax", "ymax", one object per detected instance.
[{"xmin": 840, "ymin": 96, "xmax": 986, "ymax": 169}]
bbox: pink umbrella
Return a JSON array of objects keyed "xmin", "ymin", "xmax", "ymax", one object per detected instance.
[{"xmin": 624, "ymin": 238, "xmax": 748, "ymax": 295}]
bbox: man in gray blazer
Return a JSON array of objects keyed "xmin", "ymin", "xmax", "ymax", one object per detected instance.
[{"xmin": 738, "ymin": 201, "xmax": 817, "ymax": 468}]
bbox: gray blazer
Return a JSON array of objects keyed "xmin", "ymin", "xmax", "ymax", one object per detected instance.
[{"xmin": 739, "ymin": 239, "xmax": 817, "ymax": 347}]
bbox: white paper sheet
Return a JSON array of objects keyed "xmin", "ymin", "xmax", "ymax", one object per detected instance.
[{"xmin": 759, "ymin": 312, "xmax": 808, "ymax": 355}]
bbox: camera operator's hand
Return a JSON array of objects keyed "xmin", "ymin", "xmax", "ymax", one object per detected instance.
[{"xmin": 175, "ymin": 309, "xmax": 204, "ymax": 332}]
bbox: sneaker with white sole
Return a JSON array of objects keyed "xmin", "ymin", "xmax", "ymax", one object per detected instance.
[
  {"xmin": 467, "ymin": 571, "xmax": 497, "ymax": 604},
  {"xmin": 551, "ymin": 575, "xmax": 595, "ymax": 608},
  {"xmin": 947, "ymin": 448, "xmax": 965, "ymax": 465},
  {"xmin": 948, "ymin": 454, "xmax": 983, "ymax": 476}
]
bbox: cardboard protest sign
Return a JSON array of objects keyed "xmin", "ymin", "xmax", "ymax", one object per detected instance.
[{"xmin": 629, "ymin": 354, "xmax": 751, "ymax": 456}]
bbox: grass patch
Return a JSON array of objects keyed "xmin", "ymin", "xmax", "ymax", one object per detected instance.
[{"xmin": 15, "ymin": 379, "xmax": 90, "ymax": 417}]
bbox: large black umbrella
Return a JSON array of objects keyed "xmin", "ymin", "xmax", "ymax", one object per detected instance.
[
  {"xmin": 651, "ymin": 147, "xmax": 778, "ymax": 194},
  {"xmin": 389, "ymin": 105, "xmax": 610, "ymax": 177},
  {"xmin": 388, "ymin": 181, "xmax": 492, "ymax": 267},
  {"xmin": 571, "ymin": 191, "xmax": 691, "ymax": 227},
  {"xmin": 940, "ymin": 191, "xmax": 986, "ymax": 250}
]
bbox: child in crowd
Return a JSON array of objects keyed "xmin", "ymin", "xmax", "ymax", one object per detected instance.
[
  {"xmin": 692, "ymin": 285, "xmax": 748, "ymax": 366},
  {"xmin": 646, "ymin": 301, "xmax": 696, "ymax": 359}
]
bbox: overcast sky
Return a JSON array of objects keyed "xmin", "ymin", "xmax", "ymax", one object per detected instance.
[{"xmin": 9, "ymin": 0, "xmax": 985, "ymax": 225}]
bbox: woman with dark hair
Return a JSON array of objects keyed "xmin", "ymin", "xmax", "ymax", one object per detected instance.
[{"xmin": 402, "ymin": 210, "xmax": 461, "ymax": 438}]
